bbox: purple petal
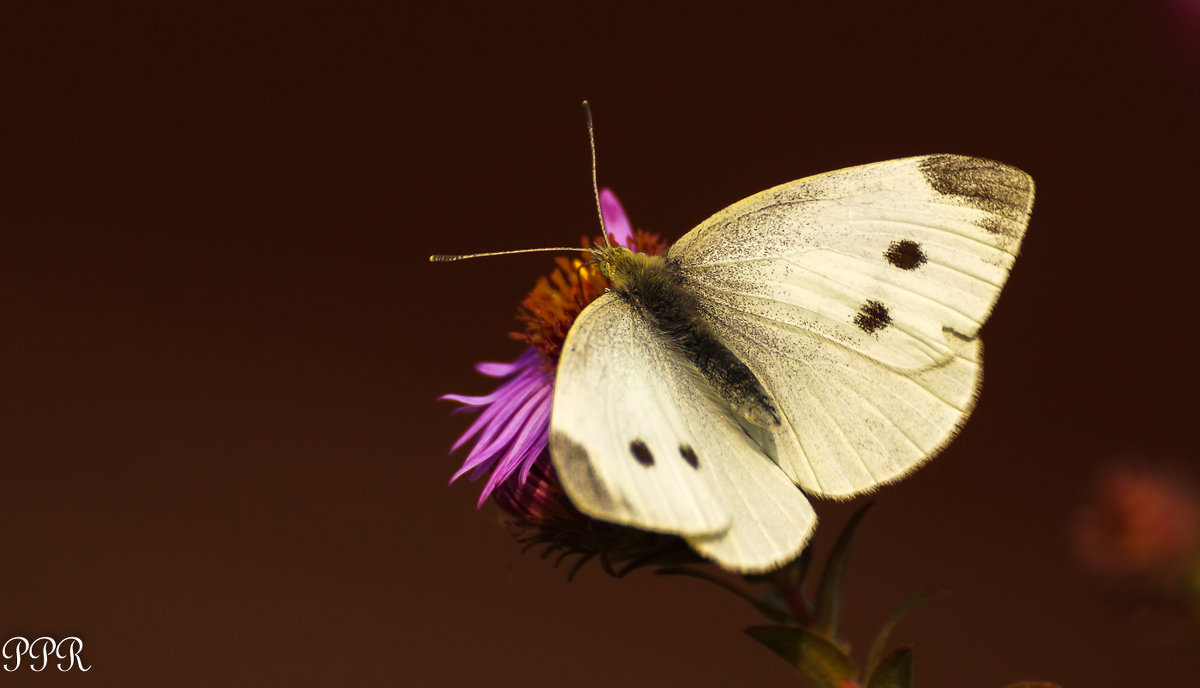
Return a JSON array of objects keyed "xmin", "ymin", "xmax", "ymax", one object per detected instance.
[
  {"xmin": 447, "ymin": 387, "xmax": 520, "ymax": 451},
  {"xmin": 461, "ymin": 382, "xmax": 549, "ymax": 471},
  {"xmin": 488, "ymin": 386, "xmax": 551, "ymax": 474},
  {"xmin": 445, "ymin": 360, "xmax": 548, "ymax": 452},
  {"xmin": 449, "ymin": 379, "xmax": 533, "ymax": 455},
  {"xmin": 440, "ymin": 391, "xmax": 503, "ymax": 406},
  {"xmin": 475, "ymin": 361, "xmax": 517, "ymax": 377},
  {"xmin": 516, "ymin": 422, "xmax": 551, "ymax": 485},
  {"xmin": 600, "ymin": 188, "xmax": 634, "ymax": 249},
  {"xmin": 475, "ymin": 388, "xmax": 552, "ymax": 506},
  {"xmin": 442, "ymin": 346, "xmax": 556, "ymax": 506}
]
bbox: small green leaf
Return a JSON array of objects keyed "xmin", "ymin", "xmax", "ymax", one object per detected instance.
[
  {"xmin": 746, "ymin": 625, "xmax": 856, "ymax": 688},
  {"xmin": 814, "ymin": 502, "xmax": 874, "ymax": 638},
  {"xmin": 866, "ymin": 646, "xmax": 914, "ymax": 688},
  {"xmin": 752, "ymin": 546, "xmax": 816, "ymax": 624},
  {"xmin": 783, "ymin": 539, "xmax": 814, "ymax": 588},
  {"xmin": 865, "ymin": 588, "xmax": 939, "ymax": 676}
]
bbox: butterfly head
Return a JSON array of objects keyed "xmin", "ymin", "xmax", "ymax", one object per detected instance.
[
  {"xmin": 590, "ymin": 243, "xmax": 632, "ymax": 280},
  {"xmin": 590, "ymin": 243, "xmax": 660, "ymax": 294}
]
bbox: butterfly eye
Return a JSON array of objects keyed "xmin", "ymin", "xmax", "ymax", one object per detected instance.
[{"xmin": 629, "ymin": 439, "xmax": 655, "ymax": 466}]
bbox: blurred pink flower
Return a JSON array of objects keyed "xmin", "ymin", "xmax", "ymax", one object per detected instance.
[
  {"xmin": 1072, "ymin": 463, "xmax": 1200, "ymax": 585},
  {"xmin": 1164, "ymin": 0, "xmax": 1200, "ymax": 69}
]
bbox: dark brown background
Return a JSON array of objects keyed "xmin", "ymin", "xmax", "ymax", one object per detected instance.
[{"xmin": 2, "ymin": 2, "xmax": 1198, "ymax": 686}]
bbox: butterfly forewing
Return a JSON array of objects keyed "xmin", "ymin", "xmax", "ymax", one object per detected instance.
[
  {"xmin": 669, "ymin": 155, "xmax": 1032, "ymax": 370},
  {"xmin": 549, "ymin": 293, "xmax": 815, "ymax": 570},
  {"xmin": 669, "ymin": 155, "xmax": 1033, "ymax": 497},
  {"xmin": 550, "ymin": 294, "xmax": 729, "ymax": 537}
]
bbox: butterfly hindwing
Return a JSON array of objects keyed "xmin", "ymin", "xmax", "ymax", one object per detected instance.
[
  {"xmin": 549, "ymin": 293, "xmax": 815, "ymax": 571},
  {"xmin": 669, "ymin": 155, "xmax": 1033, "ymax": 496},
  {"xmin": 681, "ymin": 423, "xmax": 816, "ymax": 572}
]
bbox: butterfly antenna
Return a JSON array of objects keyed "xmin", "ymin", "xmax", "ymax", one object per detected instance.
[
  {"xmin": 429, "ymin": 247, "xmax": 581, "ymax": 262},
  {"xmin": 582, "ymin": 100, "xmax": 610, "ymax": 248},
  {"xmin": 431, "ymin": 103, "xmax": 609, "ymax": 264}
]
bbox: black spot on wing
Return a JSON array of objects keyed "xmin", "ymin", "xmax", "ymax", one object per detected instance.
[
  {"xmin": 630, "ymin": 439, "xmax": 655, "ymax": 467},
  {"xmin": 680, "ymin": 444, "xmax": 699, "ymax": 469},
  {"xmin": 918, "ymin": 155, "xmax": 1033, "ymax": 233},
  {"xmin": 884, "ymin": 240, "xmax": 927, "ymax": 270},
  {"xmin": 550, "ymin": 432, "xmax": 614, "ymax": 512},
  {"xmin": 977, "ymin": 216, "xmax": 1008, "ymax": 236},
  {"xmin": 854, "ymin": 300, "xmax": 891, "ymax": 334}
]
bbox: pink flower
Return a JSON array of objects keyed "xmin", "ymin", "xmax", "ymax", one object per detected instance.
[
  {"xmin": 441, "ymin": 190, "xmax": 659, "ymax": 509},
  {"xmin": 599, "ymin": 187, "xmax": 633, "ymax": 247}
]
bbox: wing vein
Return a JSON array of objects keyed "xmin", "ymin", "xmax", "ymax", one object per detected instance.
[
  {"xmin": 844, "ymin": 216, "xmax": 1021, "ymax": 257},
  {"xmin": 785, "ymin": 256, "xmax": 990, "ymax": 325},
  {"xmin": 815, "ymin": 361, "xmax": 933, "ymax": 455},
  {"xmin": 697, "ymin": 277, "xmax": 946, "ymax": 362},
  {"xmin": 698, "ymin": 301, "xmax": 880, "ymax": 485}
]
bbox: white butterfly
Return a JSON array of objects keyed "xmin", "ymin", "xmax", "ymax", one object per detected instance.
[{"xmin": 548, "ymin": 155, "xmax": 1034, "ymax": 573}]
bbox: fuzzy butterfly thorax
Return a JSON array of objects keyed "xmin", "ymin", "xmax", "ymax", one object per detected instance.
[{"xmin": 590, "ymin": 244, "xmax": 781, "ymax": 430}]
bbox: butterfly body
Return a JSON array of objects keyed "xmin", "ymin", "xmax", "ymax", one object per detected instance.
[
  {"xmin": 593, "ymin": 245, "xmax": 781, "ymax": 430},
  {"xmin": 550, "ymin": 155, "xmax": 1035, "ymax": 572}
]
